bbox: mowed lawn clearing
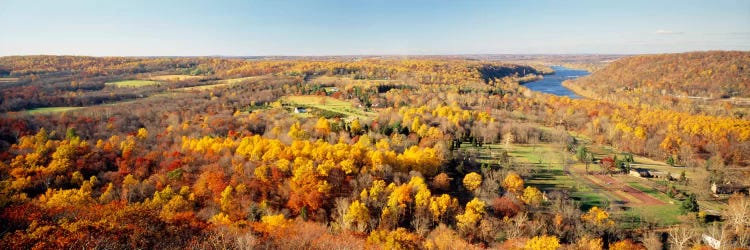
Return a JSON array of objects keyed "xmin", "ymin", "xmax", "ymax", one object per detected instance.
[
  {"xmin": 458, "ymin": 143, "xmax": 613, "ymax": 210},
  {"xmin": 148, "ymin": 75, "xmax": 203, "ymax": 81},
  {"xmin": 505, "ymin": 144, "xmax": 617, "ymax": 209},
  {"xmin": 281, "ymin": 95, "xmax": 375, "ymax": 120},
  {"xmin": 26, "ymin": 107, "xmax": 82, "ymax": 114},
  {"xmin": 105, "ymin": 80, "xmax": 161, "ymax": 87},
  {"xmin": 496, "ymin": 143, "xmax": 683, "ymax": 226}
]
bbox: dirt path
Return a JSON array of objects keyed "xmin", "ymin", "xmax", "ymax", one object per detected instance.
[{"xmin": 582, "ymin": 174, "xmax": 665, "ymax": 206}]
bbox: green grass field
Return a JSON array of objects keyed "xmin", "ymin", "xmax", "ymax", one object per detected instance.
[
  {"xmin": 627, "ymin": 182, "xmax": 672, "ymax": 203},
  {"xmin": 459, "ymin": 143, "xmax": 611, "ymax": 209},
  {"xmin": 105, "ymin": 80, "xmax": 161, "ymax": 87},
  {"xmin": 26, "ymin": 107, "xmax": 81, "ymax": 114},
  {"xmin": 281, "ymin": 95, "xmax": 375, "ymax": 120},
  {"xmin": 457, "ymin": 142, "xmax": 688, "ymax": 226},
  {"xmin": 508, "ymin": 144, "xmax": 615, "ymax": 209},
  {"xmin": 622, "ymin": 204, "xmax": 682, "ymax": 227}
]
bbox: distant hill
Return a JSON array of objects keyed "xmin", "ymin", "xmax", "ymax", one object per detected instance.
[{"xmin": 564, "ymin": 51, "xmax": 750, "ymax": 117}]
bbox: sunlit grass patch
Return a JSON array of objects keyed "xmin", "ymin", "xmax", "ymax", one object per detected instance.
[
  {"xmin": 26, "ymin": 107, "xmax": 81, "ymax": 114},
  {"xmin": 148, "ymin": 75, "xmax": 203, "ymax": 81},
  {"xmin": 105, "ymin": 80, "xmax": 161, "ymax": 87}
]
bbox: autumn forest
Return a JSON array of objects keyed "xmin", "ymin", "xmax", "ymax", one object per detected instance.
[{"xmin": 0, "ymin": 52, "xmax": 749, "ymax": 249}]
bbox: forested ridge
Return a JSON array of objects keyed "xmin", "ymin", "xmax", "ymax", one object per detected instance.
[
  {"xmin": 564, "ymin": 51, "xmax": 750, "ymax": 118},
  {"xmin": 0, "ymin": 55, "xmax": 748, "ymax": 249}
]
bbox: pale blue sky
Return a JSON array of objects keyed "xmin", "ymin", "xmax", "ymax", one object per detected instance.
[{"xmin": 1, "ymin": 0, "xmax": 748, "ymax": 56}]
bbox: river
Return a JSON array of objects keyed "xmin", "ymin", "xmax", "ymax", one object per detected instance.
[{"xmin": 524, "ymin": 66, "xmax": 589, "ymax": 98}]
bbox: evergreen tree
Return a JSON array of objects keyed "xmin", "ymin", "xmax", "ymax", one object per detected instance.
[{"xmin": 679, "ymin": 193, "xmax": 699, "ymax": 214}]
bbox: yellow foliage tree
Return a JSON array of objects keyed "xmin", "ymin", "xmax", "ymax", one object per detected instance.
[
  {"xmin": 575, "ymin": 236, "xmax": 603, "ymax": 250},
  {"xmin": 367, "ymin": 228, "xmax": 420, "ymax": 250},
  {"xmin": 160, "ymin": 195, "xmax": 191, "ymax": 220},
  {"xmin": 521, "ymin": 186, "xmax": 543, "ymax": 206},
  {"xmin": 288, "ymin": 121, "xmax": 307, "ymax": 140},
  {"xmin": 462, "ymin": 172, "xmax": 482, "ymax": 192},
  {"xmin": 99, "ymin": 182, "xmax": 117, "ymax": 204},
  {"xmin": 136, "ymin": 127, "xmax": 148, "ymax": 140},
  {"xmin": 344, "ymin": 200, "xmax": 370, "ymax": 232},
  {"xmin": 350, "ymin": 119, "xmax": 362, "ymax": 134},
  {"xmin": 609, "ymin": 239, "xmax": 645, "ymax": 250},
  {"xmin": 40, "ymin": 176, "xmax": 97, "ymax": 208},
  {"xmin": 314, "ymin": 117, "xmax": 331, "ymax": 136},
  {"xmin": 524, "ymin": 235, "xmax": 560, "ymax": 250},
  {"xmin": 456, "ymin": 198, "xmax": 485, "ymax": 232},
  {"xmin": 219, "ymin": 185, "xmax": 237, "ymax": 213},
  {"xmin": 429, "ymin": 194, "xmax": 458, "ymax": 222},
  {"xmin": 261, "ymin": 214, "xmax": 290, "ymax": 228},
  {"xmin": 503, "ymin": 172, "xmax": 525, "ymax": 194},
  {"xmin": 581, "ymin": 206, "xmax": 614, "ymax": 226}
]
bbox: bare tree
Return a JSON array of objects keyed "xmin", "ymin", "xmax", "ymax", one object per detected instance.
[
  {"xmin": 411, "ymin": 211, "xmax": 431, "ymax": 237},
  {"xmin": 669, "ymin": 226, "xmax": 697, "ymax": 250},
  {"xmin": 723, "ymin": 193, "xmax": 750, "ymax": 248},
  {"xmin": 705, "ymin": 223, "xmax": 729, "ymax": 250},
  {"xmin": 505, "ymin": 212, "xmax": 528, "ymax": 239},
  {"xmin": 333, "ymin": 198, "xmax": 350, "ymax": 231},
  {"xmin": 724, "ymin": 193, "xmax": 749, "ymax": 232},
  {"xmin": 642, "ymin": 231, "xmax": 662, "ymax": 250}
]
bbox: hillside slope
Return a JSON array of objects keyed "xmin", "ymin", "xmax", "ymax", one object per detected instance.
[{"xmin": 564, "ymin": 51, "xmax": 750, "ymax": 117}]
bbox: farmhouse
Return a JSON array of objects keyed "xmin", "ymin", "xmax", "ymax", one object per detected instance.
[{"xmin": 711, "ymin": 182, "xmax": 750, "ymax": 195}]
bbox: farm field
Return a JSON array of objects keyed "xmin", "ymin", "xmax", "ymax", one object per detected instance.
[
  {"xmin": 281, "ymin": 95, "xmax": 375, "ymax": 120},
  {"xmin": 458, "ymin": 143, "xmax": 611, "ymax": 209},
  {"xmin": 458, "ymin": 141, "xmax": 688, "ymax": 226}
]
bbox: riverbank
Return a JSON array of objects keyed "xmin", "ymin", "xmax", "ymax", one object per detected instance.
[
  {"xmin": 522, "ymin": 66, "xmax": 589, "ymax": 98},
  {"xmin": 560, "ymin": 79, "xmax": 598, "ymax": 100}
]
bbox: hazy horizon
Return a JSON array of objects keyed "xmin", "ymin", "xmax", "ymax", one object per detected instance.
[{"xmin": 2, "ymin": 0, "xmax": 749, "ymax": 56}]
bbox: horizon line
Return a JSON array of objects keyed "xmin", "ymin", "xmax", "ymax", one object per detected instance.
[{"xmin": 5, "ymin": 50, "xmax": 748, "ymax": 58}]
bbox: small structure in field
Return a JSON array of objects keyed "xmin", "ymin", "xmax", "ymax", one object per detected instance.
[
  {"xmin": 649, "ymin": 171, "xmax": 680, "ymax": 180},
  {"xmin": 701, "ymin": 234, "xmax": 721, "ymax": 250},
  {"xmin": 325, "ymin": 87, "xmax": 339, "ymax": 93},
  {"xmin": 294, "ymin": 107, "xmax": 307, "ymax": 113},
  {"xmin": 629, "ymin": 168, "xmax": 651, "ymax": 178}
]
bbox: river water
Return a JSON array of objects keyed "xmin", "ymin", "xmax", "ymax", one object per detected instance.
[{"xmin": 524, "ymin": 66, "xmax": 589, "ymax": 98}]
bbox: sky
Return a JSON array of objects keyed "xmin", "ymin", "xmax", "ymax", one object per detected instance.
[{"xmin": 1, "ymin": 0, "xmax": 749, "ymax": 56}]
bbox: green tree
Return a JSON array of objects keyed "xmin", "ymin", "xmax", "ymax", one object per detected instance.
[
  {"xmin": 577, "ymin": 146, "xmax": 593, "ymax": 173},
  {"xmin": 666, "ymin": 155, "xmax": 676, "ymax": 166},
  {"xmin": 576, "ymin": 145, "xmax": 589, "ymax": 163},
  {"xmin": 680, "ymin": 193, "xmax": 699, "ymax": 214}
]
